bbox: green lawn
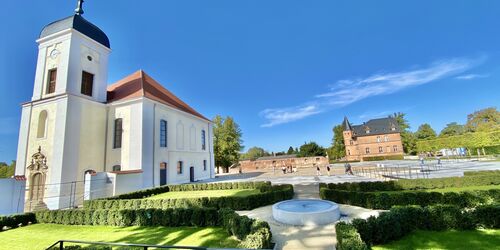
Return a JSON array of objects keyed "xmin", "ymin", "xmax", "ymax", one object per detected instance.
[
  {"xmin": 373, "ymin": 229, "xmax": 500, "ymax": 250},
  {"xmin": 0, "ymin": 224, "xmax": 239, "ymax": 250},
  {"xmin": 146, "ymin": 189, "xmax": 260, "ymax": 199}
]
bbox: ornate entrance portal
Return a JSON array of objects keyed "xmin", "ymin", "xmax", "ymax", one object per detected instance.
[{"xmin": 26, "ymin": 146, "xmax": 48, "ymax": 211}]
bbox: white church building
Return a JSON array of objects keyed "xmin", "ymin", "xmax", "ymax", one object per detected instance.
[{"xmin": 14, "ymin": 2, "xmax": 215, "ymax": 212}]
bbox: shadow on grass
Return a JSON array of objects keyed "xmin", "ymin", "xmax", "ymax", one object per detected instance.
[
  {"xmin": 108, "ymin": 226, "xmax": 238, "ymax": 248},
  {"xmin": 373, "ymin": 229, "xmax": 500, "ymax": 250}
]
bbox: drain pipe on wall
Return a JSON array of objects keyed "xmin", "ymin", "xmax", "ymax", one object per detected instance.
[{"xmin": 152, "ymin": 103, "xmax": 157, "ymax": 187}]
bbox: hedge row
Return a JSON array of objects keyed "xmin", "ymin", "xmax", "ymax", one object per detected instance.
[
  {"xmin": 106, "ymin": 181, "xmax": 271, "ymax": 200},
  {"xmin": 84, "ymin": 184, "xmax": 294, "ymax": 211},
  {"xmin": 362, "ymin": 155, "xmax": 404, "ymax": 161},
  {"xmin": 320, "ymin": 188, "xmax": 500, "ymax": 209},
  {"xmin": 322, "ymin": 174, "xmax": 500, "ymax": 192},
  {"xmin": 0, "ymin": 213, "xmax": 36, "ymax": 231},
  {"xmin": 336, "ymin": 204, "xmax": 500, "ymax": 249},
  {"xmin": 37, "ymin": 208, "xmax": 272, "ymax": 249},
  {"xmin": 335, "ymin": 222, "xmax": 368, "ymax": 250},
  {"xmin": 464, "ymin": 170, "xmax": 500, "ymax": 177}
]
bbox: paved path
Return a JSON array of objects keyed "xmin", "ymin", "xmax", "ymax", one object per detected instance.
[{"xmin": 237, "ymin": 184, "xmax": 380, "ymax": 250}]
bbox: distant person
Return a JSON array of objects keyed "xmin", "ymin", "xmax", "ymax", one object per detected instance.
[
  {"xmin": 344, "ymin": 162, "xmax": 353, "ymax": 175},
  {"xmin": 437, "ymin": 156, "xmax": 441, "ymax": 165},
  {"xmin": 293, "ymin": 166, "xmax": 297, "ymax": 173},
  {"xmin": 316, "ymin": 164, "xmax": 322, "ymax": 176},
  {"xmin": 326, "ymin": 165, "xmax": 331, "ymax": 176},
  {"xmin": 282, "ymin": 165, "xmax": 286, "ymax": 174}
]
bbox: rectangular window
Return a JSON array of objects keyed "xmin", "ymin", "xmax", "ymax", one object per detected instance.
[
  {"xmin": 393, "ymin": 145, "xmax": 398, "ymax": 152},
  {"xmin": 376, "ymin": 136, "xmax": 381, "ymax": 143},
  {"xmin": 113, "ymin": 118, "xmax": 123, "ymax": 149},
  {"xmin": 384, "ymin": 135, "xmax": 389, "ymax": 142},
  {"xmin": 347, "ymin": 150, "xmax": 351, "ymax": 155},
  {"xmin": 177, "ymin": 161, "xmax": 183, "ymax": 174},
  {"xmin": 203, "ymin": 160, "xmax": 207, "ymax": 171},
  {"xmin": 379, "ymin": 146, "xmax": 383, "ymax": 153},
  {"xmin": 81, "ymin": 71, "xmax": 94, "ymax": 96},
  {"xmin": 160, "ymin": 120, "xmax": 167, "ymax": 147},
  {"xmin": 47, "ymin": 69, "xmax": 57, "ymax": 94},
  {"xmin": 365, "ymin": 147, "xmax": 370, "ymax": 154},
  {"xmin": 201, "ymin": 130, "xmax": 206, "ymax": 150}
]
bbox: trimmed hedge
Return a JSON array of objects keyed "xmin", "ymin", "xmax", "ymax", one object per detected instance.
[
  {"xmin": 106, "ymin": 181, "xmax": 271, "ymax": 200},
  {"xmin": 320, "ymin": 174, "xmax": 500, "ymax": 209},
  {"xmin": 36, "ymin": 208, "xmax": 272, "ymax": 249},
  {"xmin": 335, "ymin": 222, "xmax": 368, "ymax": 250},
  {"xmin": 84, "ymin": 184, "xmax": 294, "ymax": 211},
  {"xmin": 0, "ymin": 213, "xmax": 36, "ymax": 231},
  {"xmin": 321, "ymin": 188, "xmax": 500, "ymax": 209},
  {"xmin": 362, "ymin": 155, "xmax": 404, "ymax": 161},
  {"xmin": 464, "ymin": 170, "xmax": 500, "ymax": 177},
  {"xmin": 337, "ymin": 204, "xmax": 500, "ymax": 249},
  {"xmin": 323, "ymin": 174, "xmax": 500, "ymax": 192}
]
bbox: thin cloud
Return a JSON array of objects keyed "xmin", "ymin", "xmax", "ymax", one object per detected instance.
[
  {"xmin": 260, "ymin": 104, "xmax": 322, "ymax": 127},
  {"xmin": 455, "ymin": 74, "xmax": 489, "ymax": 80},
  {"xmin": 260, "ymin": 56, "xmax": 483, "ymax": 127}
]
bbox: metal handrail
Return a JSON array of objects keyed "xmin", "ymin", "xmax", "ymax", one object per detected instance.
[{"xmin": 46, "ymin": 239, "xmax": 208, "ymax": 250}]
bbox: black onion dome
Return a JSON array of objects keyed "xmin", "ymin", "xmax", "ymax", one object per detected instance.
[{"xmin": 40, "ymin": 14, "xmax": 110, "ymax": 48}]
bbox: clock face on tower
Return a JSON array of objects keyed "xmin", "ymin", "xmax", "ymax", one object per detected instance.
[{"xmin": 49, "ymin": 49, "xmax": 60, "ymax": 59}]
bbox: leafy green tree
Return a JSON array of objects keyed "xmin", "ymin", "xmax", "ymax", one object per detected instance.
[
  {"xmin": 0, "ymin": 161, "xmax": 15, "ymax": 178},
  {"xmin": 328, "ymin": 124, "xmax": 345, "ymax": 160},
  {"xmin": 440, "ymin": 122, "xmax": 465, "ymax": 137},
  {"xmin": 287, "ymin": 146, "xmax": 295, "ymax": 155},
  {"xmin": 242, "ymin": 147, "xmax": 269, "ymax": 160},
  {"xmin": 297, "ymin": 142, "xmax": 326, "ymax": 157},
  {"xmin": 465, "ymin": 107, "xmax": 500, "ymax": 132},
  {"xmin": 213, "ymin": 115, "xmax": 243, "ymax": 173},
  {"xmin": 390, "ymin": 112, "xmax": 417, "ymax": 155},
  {"xmin": 415, "ymin": 123, "xmax": 437, "ymax": 140}
]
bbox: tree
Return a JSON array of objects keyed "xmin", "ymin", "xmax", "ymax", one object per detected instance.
[
  {"xmin": 297, "ymin": 142, "xmax": 326, "ymax": 157},
  {"xmin": 390, "ymin": 112, "xmax": 417, "ymax": 155},
  {"xmin": 242, "ymin": 147, "xmax": 269, "ymax": 160},
  {"xmin": 287, "ymin": 146, "xmax": 295, "ymax": 155},
  {"xmin": 415, "ymin": 123, "xmax": 437, "ymax": 140},
  {"xmin": 465, "ymin": 107, "xmax": 500, "ymax": 132},
  {"xmin": 440, "ymin": 122, "xmax": 465, "ymax": 137},
  {"xmin": 213, "ymin": 115, "xmax": 243, "ymax": 173},
  {"xmin": 0, "ymin": 161, "xmax": 15, "ymax": 178},
  {"xmin": 328, "ymin": 124, "xmax": 345, "ymax": 160}
]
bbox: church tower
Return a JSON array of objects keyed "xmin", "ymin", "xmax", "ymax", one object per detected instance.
[{"xmin": 15, "ymin": 0, "xmax": 110, "ymax": 211}]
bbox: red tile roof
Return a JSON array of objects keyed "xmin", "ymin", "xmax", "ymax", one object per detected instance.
[{"xmin": 107, "ymin": 70, "xmax": 210, "ymax": 121}]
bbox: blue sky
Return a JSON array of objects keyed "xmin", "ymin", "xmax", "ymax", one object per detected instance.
[{"xmin": 0, "ymin": 1, "xmax": 499, "ymax": 162}]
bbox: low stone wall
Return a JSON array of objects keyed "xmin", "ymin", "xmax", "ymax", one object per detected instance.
[{"xmin": 236, "ymin": 156, "xmax": 329, "ymax": 173}]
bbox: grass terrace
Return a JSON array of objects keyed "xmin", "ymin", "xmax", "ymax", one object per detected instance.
[
  {"xmin": 0, "ymin": 224, "xmax": 239, "ymax": 250},
  {"xmin": 146, "ymin": 188, "xmax": 261, "ymax": 199},
  {"xmin": 373, "ymin": 229, "xmax": 500, "ymax": 250}
]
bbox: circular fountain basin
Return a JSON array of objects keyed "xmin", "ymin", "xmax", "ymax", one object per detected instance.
[{"xmin": 272, "ymin": 199, "xmax": 340, "ymax": 226}]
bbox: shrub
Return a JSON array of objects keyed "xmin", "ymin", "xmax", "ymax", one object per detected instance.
[
  {"xmin": 0, "ymin": 213, "xmax": 36, "ymax": 230},
  {"xmin": 335, "ymin": 222, "xmax": 368, "ymax": 250},
  {"xmin": 342, "ymin": 204, "xmax": 496, "ymax": 248},
  {"xmin": 84, "ymin": 184, "xmax": 294, "ymax": 211}
]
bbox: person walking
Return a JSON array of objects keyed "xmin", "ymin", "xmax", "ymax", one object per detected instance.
[
  {"xmin": 326, "ymin": 165, "xmax": 331, "ymax": 176},
  {"xmin": 344, "ymin": 162, "xmax": 353, "ymax": 175},
  {"xmin": 316, "ymin": 164, "xmax": 322, "ymax": 176}
]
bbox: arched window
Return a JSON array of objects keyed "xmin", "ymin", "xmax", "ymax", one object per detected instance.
[{"xmin": 37, "ymin": 110, "xmax": 48, "ymax": 138}]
